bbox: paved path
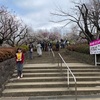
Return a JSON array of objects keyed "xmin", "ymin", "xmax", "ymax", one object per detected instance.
[{"xmin": 25, "ymin": 50, "xmax": 79, "ymax": 64}]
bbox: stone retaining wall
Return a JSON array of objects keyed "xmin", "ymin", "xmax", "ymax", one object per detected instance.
[{"xmin": 0, "ymin": 58, "xmax": 16, "ymax": 96}]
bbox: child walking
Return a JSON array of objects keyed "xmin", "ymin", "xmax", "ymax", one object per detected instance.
[{"xmin": 16, "ymin": 48, "xmax": 24, "ymax": 79}]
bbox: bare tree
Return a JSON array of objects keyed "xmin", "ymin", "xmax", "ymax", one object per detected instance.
[
  {"xmin": 0, "ymin": 6, "xmax": 30, "ymax": 47},
  {"xmin": 23, "ymin": 28, "xmax": 38, "ymax": 44},
  {"xmin": 0, "ymin": 7, "xmax": 18, "ymax": 46},
  {"xmin": 77, "ymin": 4, "xmax": 94, "ymax": 42},
  {"xmin": 7, "ymin": 24, "xmax": 28, "ymax": 46},
  {"xmin": 87, "ymin": 0, "xmax": 100, "ymax": 39},
  {"xmin": 36, "ymin": 30, "xmax": 50, "ymax": 41},
  {"xmin": 51, "ymin": 0, "xmax": 100, "ymax": 43}
]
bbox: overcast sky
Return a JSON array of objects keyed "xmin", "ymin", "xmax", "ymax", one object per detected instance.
[{"xmin": 0, "ymin": 0, "xmax": 81, "ymax": 32}]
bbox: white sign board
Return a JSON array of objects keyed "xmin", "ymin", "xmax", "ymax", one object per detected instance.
[{"xmin": 90, "ymin": 39, "xmax": 100, "ymax": 54}]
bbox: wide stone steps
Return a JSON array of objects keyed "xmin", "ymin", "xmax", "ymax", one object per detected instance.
[
  {"xmin": 14, "ymin": 69, "xmax": 100, "ymax": 73},
  {"xmin": 8, "ymin": 76, "xmax": 100, "ymax": 83},
  {"xmin": 22, "ymin": 66, "xmax": 97, "ymax": 70},
  {"xmin": 2, "ymin": 62, "xmax": 100, "ymax": 97},
  {"xmin": 2, "ymin": 87, "xmax": 100, "ymax": 97},
  {"xmin": 12, "ymin": 72, "xmax": 100, "ymax": 77},
  {"xmin": 5, "ymin": 81, "xmax": 100, "ymax": 89},
  {"xmin": 14, "ymin": 68, "xmax": 100, "ymax": 72},
  {"xmin": 23, "ymin": 63, "xmax": 93, "ymax": 67}
]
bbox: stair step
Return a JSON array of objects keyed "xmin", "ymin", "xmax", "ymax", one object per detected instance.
[
  {"xmin": 14, "ymin": 69, "xmax": 100, "ymax": 73},
  {"xmin": 12, "ymin": 72, "xmax": 100, "ymax": 77},
  {"xmin": 9, "ymin": 76, "xmax": 100, "ymax": 82},
  {"xmin": 23, "ymin": 63, "xmax": 93, "ymax": 68},
  {"xmin": 27, "ymin": 95, "xmax": 100, "ymax": 100},
  {"xmin": 23, "ymin": 66, "xmax": 96, "ymax": 69},
  {"xmin": 12, "ymin": 73, "xmax": 66, "ymax": 77},
  {"xmin": 24, "ymin": 63, "xmax": 97, "ymax": 69},
  {"xmin": 5, "ymin": 81, "xmax": 100, "ymax": 89},
  {"xmin": 9, "ymin": 77, "xmax": 67, "ymax": 82},
  {"xmin": 14, "ymin": 68, "xmax": 100, "ymax": 72},
  {"xmin": 13, "ymin": 72, "xmax": 100, "ymax": 75},
  {"xmin": 2, "ymin": 87, "xmax": 100, "ymax": 96}
]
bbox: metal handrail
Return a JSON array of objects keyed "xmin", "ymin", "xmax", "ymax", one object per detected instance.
[
  {"xmin": 50, "ymin": 49, "xmax": 55, "ymax": 63},
  {"xmin": 51, "ymin": 49, "xmax": 55, "ymax": 57},
  {"xmin": 58, "ymin": 53, "xmax": 77, "ymax": 100}
]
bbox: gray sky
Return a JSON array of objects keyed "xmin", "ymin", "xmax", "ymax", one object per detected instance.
[{"xmin": 0, "ymin": 0, "xmax": 81, "ymax": 31}]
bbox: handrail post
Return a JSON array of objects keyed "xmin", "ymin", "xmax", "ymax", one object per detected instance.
[
  {"xmin": 95, "ymin": 54, "xmax": 97, "ymax": 66},
  {"xmin": 52, "ymin": 54, "xmax": 54, "ymax": 63},
  {"xmin": 58, "ymin": 57, "xmax": 59, "ymax": 67},
  {"xmin": 75, "ymin": 82, "xmax": 77, "ymax": 100},
  {"xmin": 51, "ymin": 49, "xmax": 55, "ymax": 64},
  {"xmin": 61, "ymin": 59, "xmax": 62, "ymax": 67},
  {"xmin": 67, "ymin": 69, "xmax": 69, "ymax": 89}
]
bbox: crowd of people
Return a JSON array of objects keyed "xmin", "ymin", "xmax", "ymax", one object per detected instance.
[
  {"xmin": 28, "ymin": 40, "xmax": 69, "ymax": 59},
  {"xmin": 15, "ymin": 40, "xmax": 69, "ymax": 79}
]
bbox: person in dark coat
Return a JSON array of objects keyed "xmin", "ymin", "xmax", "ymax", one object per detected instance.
[
  {"xmin": 28, "ymin": 42, "xmax": 33, "ymax": 59},
  {"xmin": 56, "ymin": 41, "xmax": 59, "ymax": 51}
]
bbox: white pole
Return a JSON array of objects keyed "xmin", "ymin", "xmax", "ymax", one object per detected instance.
[
  {"xmin": 95, "ymin": 54, "xmax": 97, "ymax": 66},
  {"xmin": 67, "ymin": 69, "xmax": 69, "ymax": 89}
]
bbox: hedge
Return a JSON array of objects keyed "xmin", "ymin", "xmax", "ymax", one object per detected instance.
[
  {"xmin": 0, "ymin": 45, "xmax": 29, "ymax": 62},
  {"xmin": 0, "ymin": 48, "xmax": 16, "ymax": 62},
  {"xmin": 67, "ymin": 43, "xmax": 90, "ymax": 54},
  {"xmin": 17, "ymin": 45, "xmax": 28, "ymax": 53}
]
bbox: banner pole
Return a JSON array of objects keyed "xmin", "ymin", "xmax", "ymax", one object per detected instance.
[{"xmin": 95, "ymin": 54, "xmax": 97, "ymax": 66}]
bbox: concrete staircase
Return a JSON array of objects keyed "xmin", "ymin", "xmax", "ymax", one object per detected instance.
[{"xmin": 2, "ymin": 51, "xmax": 100, "ymax": 97}]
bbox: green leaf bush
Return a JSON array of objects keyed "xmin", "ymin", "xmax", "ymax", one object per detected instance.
[
  {"xmin": 67, "ymin": 44, "xmax": 90, "ymax": 54},
  {"xmin": 16, "ymin": 45, "xmax": 28, "ymax": 53}
]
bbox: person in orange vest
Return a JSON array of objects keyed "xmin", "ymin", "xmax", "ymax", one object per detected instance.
[{"xmin": 16, "ymin": 48, "xmax": 24, "ymax": 79}]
